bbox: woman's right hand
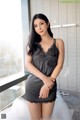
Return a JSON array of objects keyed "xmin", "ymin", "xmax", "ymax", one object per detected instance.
[{"xmin": 43, "ymin": 76, "xmax": 54, "ymax": 89}]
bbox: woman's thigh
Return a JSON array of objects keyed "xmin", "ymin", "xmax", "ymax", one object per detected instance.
[
  {"xmin": 27, "ymin": 101, "xmax": 42, "ymax": 120},
  {"xmin": 41, "ymin": 101, "xmax": 55, "ymax": 120}
]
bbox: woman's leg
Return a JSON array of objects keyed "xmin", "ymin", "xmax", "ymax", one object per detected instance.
[
  {"xmin": 27, "ymin": 101, "xmax": 42, "ymax": 120},
  {"xmin": 41, "ymin": 101, "xmax": 55, "ymax": 120}
]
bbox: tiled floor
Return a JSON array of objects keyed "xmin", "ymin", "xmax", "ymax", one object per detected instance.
[{"xmin": 59, "ymin": 90, "xmax": 80, "ymax": 120}]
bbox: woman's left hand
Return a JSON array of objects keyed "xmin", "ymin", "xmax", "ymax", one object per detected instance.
[{"xmin": 39, "ymin": 85, "xmax": 50, "ymax": 99}]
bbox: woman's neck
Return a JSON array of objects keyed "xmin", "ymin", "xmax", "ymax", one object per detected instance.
[{"xmin": 41, "ymin": 33, "xmax": 53, "ymax": 42}]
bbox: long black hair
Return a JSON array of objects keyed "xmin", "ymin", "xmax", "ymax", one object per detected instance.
[{"xmin": 27, "ymin": 13, "xmax": 53, "ymax": 55}]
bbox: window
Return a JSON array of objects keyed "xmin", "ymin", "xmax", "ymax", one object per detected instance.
[
  {"xmin": 0, "ymin": 0, "xmax": 30, "ymax": 111},
  {"xmin": 0, "ymin": 0, "xmax": 24, "ymax": 80}
]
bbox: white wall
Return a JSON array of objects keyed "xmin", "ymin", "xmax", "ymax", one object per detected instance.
[{"xmin": 30, "ymin": 0, "xmax": 80, "ymax": 92}]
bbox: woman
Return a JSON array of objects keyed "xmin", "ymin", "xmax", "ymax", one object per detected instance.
[{"xmin": 25, "ymin": 13, "xmax": 64, "ymax": 120}]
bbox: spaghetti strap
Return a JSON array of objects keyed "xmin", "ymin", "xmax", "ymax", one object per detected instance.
[{"xmin": 54, "ymin": 39, "xmax": 56, "ymax": 45}]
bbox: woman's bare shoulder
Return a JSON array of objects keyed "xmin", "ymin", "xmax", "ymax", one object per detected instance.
[
  {"xmin": 56, "ymin": 38, "xmax": 64, "ymax": 43},
  {"xmin": 56, "ymin": 38, "xmax": 64, "ymax": 46},
  {"xmin": 55, "ymin": 38, "xmax": 64, "ymax": 49}
]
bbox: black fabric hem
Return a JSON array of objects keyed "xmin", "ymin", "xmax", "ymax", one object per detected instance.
[{"xmin": 26, "ymin": 96, "xmax": 57, "ymax": 103}]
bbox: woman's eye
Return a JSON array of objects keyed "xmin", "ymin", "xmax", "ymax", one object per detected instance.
[
  {"xmin": 41, "ymin": 22, "xmax": 44, "ymax": 25},
  {"xmin": 34, "ymin": 25, "xmax": 37, "ymax": 28}
]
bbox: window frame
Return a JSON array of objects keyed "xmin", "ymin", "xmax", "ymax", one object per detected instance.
[{"xmin": 0, "ymin": 0, "xmax": 30, "ymax": 92}]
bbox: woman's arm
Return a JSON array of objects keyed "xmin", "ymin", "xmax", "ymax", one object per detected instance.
[
  {"xmin": 50, "ymin": 39, "xmax": 65, "ymax": 81},
  {"xmin": 25, "ymin": 54, "xmax": 45, "ymax": 80},
  {"xmin": 25, "ymin": 54, "xmax": 53, "ymax": 87}
]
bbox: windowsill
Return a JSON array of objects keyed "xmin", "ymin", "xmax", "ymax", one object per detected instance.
[{"xmin": 0, "ymin": 71, "xmax": 25, "ymax": 86}]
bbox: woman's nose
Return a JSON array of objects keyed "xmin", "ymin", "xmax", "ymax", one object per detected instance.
[{"xmin": 38, "ymin": 25, "xmax": 41, "ymax": 30}]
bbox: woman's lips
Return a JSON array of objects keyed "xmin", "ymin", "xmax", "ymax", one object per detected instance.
[{"xmin": 39, "ymin": 30, "xmax": 43, "ymax": 33}]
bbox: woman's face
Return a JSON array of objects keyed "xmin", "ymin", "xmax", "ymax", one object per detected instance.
[{"xmin": 34, "ymin": 18, "xmax": 48, "ymax": 36}]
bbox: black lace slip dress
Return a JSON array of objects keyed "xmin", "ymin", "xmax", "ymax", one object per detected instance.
[{"xmin": 25, "ymin": 39, "xmax": 59, "ymax": 102}]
